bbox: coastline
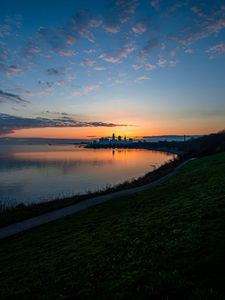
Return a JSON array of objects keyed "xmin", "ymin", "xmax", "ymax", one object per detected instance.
[
  {"xmin": 0, "ymin": 158, "xmax": 194, "ymax": 240},
  {"xmin": 84, "ymin": 143, "xmax": 182, "ymax": 155},
  {"xmin": 0, "ymin": 155, "xmax": 182, "ymax": 228}
]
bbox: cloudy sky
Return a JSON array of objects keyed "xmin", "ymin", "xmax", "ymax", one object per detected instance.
[{"xmin": 0, "ymin": 0, "xmax": 225, "ymax": 138}]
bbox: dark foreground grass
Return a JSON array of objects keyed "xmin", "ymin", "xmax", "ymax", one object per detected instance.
[{"xmin": 0, "ymin": 152, "xmax": 225, "ymax": 299}]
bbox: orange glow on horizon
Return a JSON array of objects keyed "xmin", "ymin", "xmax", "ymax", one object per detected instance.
[{"xmin": 4, "ymin": 119, "xmax": 224, "ymax": 139}]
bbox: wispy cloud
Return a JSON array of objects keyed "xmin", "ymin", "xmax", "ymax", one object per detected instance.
[
  {"xmin": 61, "ymin": 10, "xmax": 97, "ymax": 44},
  {"xmin": 94, "ymin": 66, "xmax": 106, "ymax": 71},
  {"xmin": 132, "ymin": 22, "xmax": 147, "ymax": 34},
  {"xmin": 0, "ymin": 16, "xmax": 21, "ymax": 38},
  {"xmin": 6, "ymin": 65, "xmax": 22, "ymax": 76},
  {"xmin": 41, "ymin": 110, "xmax": 70, "ymax": 116},
  {"xmin": 157, "ymin": 58, "xmax": 178, "ymax": 68},
  {"xmin": 0, "ymin": 90, "xmax": 29, "ymax": 105},
  {"xmin": 0, "ymin": 113, "xmax": 129, "ymax": 135},
  {"xmin": 83, "ymin": 49, "xmax": 96, "ymax": 54},
  {"xmin": 0, "ymin": 43, "xmax": 10, "ymax": 62},
  {"xmin": 104, "ymin": 25, "xmax": 120, "ymax": 33},
  {"xmin": 23, "ymin": 40, "xmax": 41, "ymax": 59},
  {"xmin": 191, "ymin": 6, "xmax": 208, "ymax": 18},
  {"xmin": 145, "ymin": 63, "xmax": 156, "ymax": 70},
  {"xmin": 0, "ymin": 24, "xmax": 11, "ymax": 37},
  {"xmin": 99, "ymin": 46, "xmax": 135, "ymax": 64},
  {"xmin": 206, "ymin": 42, "xmax": 225, "ymax": 55},
  {"xmin": 184, "ymin": 48, "xmax": 194, "ymax": 54},
  {"xmin": 171, "ymin": 5, "xmax": 225, "ymax": 47},
  {"xmin": 132, "ymin": 64, "xmax": 142, "ymax": 70},
  {"xmin": 157, "ymin": 58, "xmax": 167, "ymax": 67},
  {"xmin": 0, "ymin": 63, "xmax": 23, "ymax": 77},
  {"xmin": 58, "ymin": 50, "xmax": 77, "ymax": 57},
  {"xmin": 99, "ymin": 54, "xmax": 120, "ymax": 64},
  {"xmin": 35, "ymin": 10, "xmax": 99, "ymax": 56},
  {"xmin": 47, "ymin": 68, "xmax": 62, "ymax": 75},
  {"xmin": 110, "ymin": 0, "xmax": 139, "ymax": 23},
  {"xmin": 136, "ymin": 75, "xmax": 150, "ymax": 81},
  {"xmin": 37, "ymin": 26, "xmax": 66, "ymax": 51},
  {"xmin": 140, "ymin": 38, "xmax": 159, "ymax": 58},
  {"xmin": 38, "ymin": 79, "xmax": 66, "ymax": 88},
  {"xmin": 81, "ymin": 58, "xmax": 97, "ymax": 67},
  {"xmin": 1, "ymin": 0, "xmax": 224, "ymax": 113},
  {"xmin": 72, "ymin": 84, "xmax": 100, "ymax": 97}
]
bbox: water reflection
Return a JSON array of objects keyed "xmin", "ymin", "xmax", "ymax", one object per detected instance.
[
  {"xmin": 0, "ymin": 145, "xmax": 174, "ymax": 206},
  {"xmin": 0, "ymin": 153, "xmax": 113, "ymax": 173}
]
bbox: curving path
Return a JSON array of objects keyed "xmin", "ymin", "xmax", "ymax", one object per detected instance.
[{"xmin": 0, "ymin": 158, "xmax": 195, "ymax": 240}]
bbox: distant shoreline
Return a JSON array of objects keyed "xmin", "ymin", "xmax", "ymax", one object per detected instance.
[{"xmin": 85, "ymin": 143, "xmax": 181, "ymax": 155}]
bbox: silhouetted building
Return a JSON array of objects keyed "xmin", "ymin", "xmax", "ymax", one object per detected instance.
[
  {"xmin": 92, "ymin": 133, "xmax": 135, "ymax": 146},
  {"xmin": 99, "ymin": 137, "xmax": 109, "ymax": 143}
]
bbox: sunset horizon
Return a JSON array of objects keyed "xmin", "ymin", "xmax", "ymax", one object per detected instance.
[
  {"xmin": 1, "ymin": 1, "xmax": 225, "ymax": 139},
  {"xmin": 1, "ymin": 1, "xmax": 225, "ymax": 298}
]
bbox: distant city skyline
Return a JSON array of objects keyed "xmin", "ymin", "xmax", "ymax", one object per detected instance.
[{"xmin": 0, "ymin": 0, "xmax": 225, "ymax": 138}]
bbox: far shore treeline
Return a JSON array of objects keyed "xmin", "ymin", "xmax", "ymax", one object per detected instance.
[{"xmin": 87, "ymin": 130, "xmax": 225, "ymax": 158}]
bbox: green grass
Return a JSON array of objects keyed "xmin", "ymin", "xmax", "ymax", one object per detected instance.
[{"xmin": 0, "ymin": 152, "xmax": 225, "ymax": 299}]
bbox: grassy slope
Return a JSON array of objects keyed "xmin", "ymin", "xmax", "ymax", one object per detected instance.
[{"xmin": 0, "ymin": 152, "xmax": 225, "ymax": 299}]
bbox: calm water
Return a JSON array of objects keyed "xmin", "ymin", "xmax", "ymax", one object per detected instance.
[{"xmin": 0, "ymin": 145, "xmax": 175, "ymax": 206}]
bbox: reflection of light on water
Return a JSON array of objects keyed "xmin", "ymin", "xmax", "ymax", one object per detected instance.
[{"xmin": 0, "ymin": 145, "xmax": 175, "ymax": 206}]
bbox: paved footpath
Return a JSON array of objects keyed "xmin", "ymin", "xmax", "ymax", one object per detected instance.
[{"xmin": 0, "ymin": 159, "xmax": 195, "ymax": 240}]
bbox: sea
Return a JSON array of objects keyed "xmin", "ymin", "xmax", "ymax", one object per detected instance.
[{"xmin": 0, "ymin": 139, "xmax": 175, "ymax": 207}]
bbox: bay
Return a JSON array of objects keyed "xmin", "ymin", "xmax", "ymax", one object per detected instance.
[{"xmin": 0, "ymin": 145, "xmax": 175, "ymax": 206}]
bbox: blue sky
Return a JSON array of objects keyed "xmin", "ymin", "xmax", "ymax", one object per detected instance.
[{"xmin": 0, "ymin": 0, "xmax": 225, "ymax": 138}]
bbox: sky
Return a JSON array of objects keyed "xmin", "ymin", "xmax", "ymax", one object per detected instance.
[{"xmin": 0, "ymin": 0, "xmax": 225, "ymax": 139}]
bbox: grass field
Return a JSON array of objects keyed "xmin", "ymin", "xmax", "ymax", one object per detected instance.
[{"xmin": 0, "ymin": 152, "xmax": 225, "ymax": 299}]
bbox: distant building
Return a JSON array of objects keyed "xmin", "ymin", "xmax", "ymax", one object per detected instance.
[
  {"xmin": 92, "ymin": 133, "xmax": 135, "ymax": 147},
  {"xmin": 99, "ymin": 137, "xmax": 109, "ymax": 143}
]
